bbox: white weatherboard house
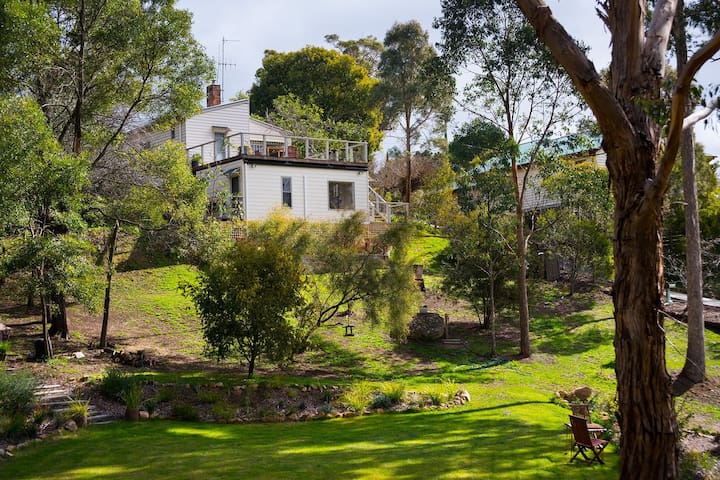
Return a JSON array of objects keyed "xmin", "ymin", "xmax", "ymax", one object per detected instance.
[{"xmin": 141, "ymin": 84, "xmax": 400, "ymax": 223}]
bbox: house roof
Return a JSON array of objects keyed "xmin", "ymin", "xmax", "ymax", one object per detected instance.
[
  {"xmin": 463, "ymin": 133, "xmax": 603, "ymax": 179},
  {"xmin": 201, "ymin": 98, "xmax": 249, "ymax": 113},
  {"xmin": 516, "ymin": 134, "xmax": 603, "ymax": 166}
]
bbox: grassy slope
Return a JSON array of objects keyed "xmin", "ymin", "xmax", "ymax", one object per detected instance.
[{"xmin": 2, "ymin": 233, "xmax": 719, "ymax": 478}]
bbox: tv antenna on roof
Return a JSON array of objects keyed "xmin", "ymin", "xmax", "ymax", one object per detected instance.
[{"xmin": 217, "ymin": 37, "xmax": 242, "ymax": 102}]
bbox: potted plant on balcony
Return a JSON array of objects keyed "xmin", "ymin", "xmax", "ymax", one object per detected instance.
[{"xmin": 190, "ymin": 154, "xmax": 202, "ymax": 169}]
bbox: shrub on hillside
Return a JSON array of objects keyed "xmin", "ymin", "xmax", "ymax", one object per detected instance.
[
  {"xmin": 99, "ymin": 368, "xmax": 135, "ymax": 400},
  {"xmin": 0, "ymin": 370, "xmax": 38, "ymax": 417}
]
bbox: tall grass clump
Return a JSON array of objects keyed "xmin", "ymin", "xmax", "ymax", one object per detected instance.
[
  {"xmin": 381, "ymin": 382, "xmax": 406, "ymax": 404},
  {"xmin": 342, "ymin": 381, "xmax": 374, "ymax": 413},
  {"xmin": 66, "ymin": 400, "xmax": 90, "ymax": 427},
  {"xmin": 99, "ymin": 368, "xmax": 135, "ymax": 400},
  {"xmin": 372, "ymin": 381, "xmax": 406, "ymax": 408},
  {"xmin": 425, "ymin": 379, "xmax": 458, "ymax": 406},
  {"xmin": 120, "ymin": 383, "xmax": 143, "ymax": 409}
]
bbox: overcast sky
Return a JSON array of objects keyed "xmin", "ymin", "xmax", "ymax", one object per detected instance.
[{"xmin": 176, "ymin": 0, "xmax": 719, "ymax": 157}]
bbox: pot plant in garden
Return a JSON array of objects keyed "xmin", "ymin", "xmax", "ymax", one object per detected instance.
[{"xmin": 121, "ymin": 383, "xmax": 143, "ymax": 421}]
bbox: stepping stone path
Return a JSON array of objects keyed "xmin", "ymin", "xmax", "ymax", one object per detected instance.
[{"xmin": 34, "ymin": 384, "xmax": 115, "ymax": 425}]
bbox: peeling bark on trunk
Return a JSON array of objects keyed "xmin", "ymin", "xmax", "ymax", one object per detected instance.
[
  {"xmin": 40, "ymin": 293, "xmax": 53, "ymax": 360},
  {"xmin": 676, "ymin": 124, "xmax": 706, "ymax": 387},
  {"xmin": 404, "ymin": 108, "xmax": 412, "ymax": 204},
  {"xmin": 607, "ymin": 141, "xmax": 679, "ymax": 479},
  {"xmin": 489, "ymin": 272, "xmax": 497, "ymax": 356}
]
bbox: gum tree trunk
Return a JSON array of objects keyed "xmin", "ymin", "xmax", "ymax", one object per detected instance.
[
  {"xmin": 512, "ymin": 1, "xmax": 720, "ymax": 477},
  {"xmin": 673, "ymin": 1, "xmax": 706, "ymax": 392},
  {"xmin": 608, "ymin": 141, "xmax": 678, "ymax": 479}
]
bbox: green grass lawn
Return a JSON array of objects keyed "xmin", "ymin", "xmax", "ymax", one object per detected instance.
[
  {"xmin": 407, "ymin": 229, "xmax": 449, "ymax": 274},
  {"xmin": 1, "ymin": 395, "xmax": 618, "ymax": 480}
]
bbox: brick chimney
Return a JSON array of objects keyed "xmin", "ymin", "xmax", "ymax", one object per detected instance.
[{"xmin": 206, "ymin": 83, "xmax": 221, "ymax": 107}]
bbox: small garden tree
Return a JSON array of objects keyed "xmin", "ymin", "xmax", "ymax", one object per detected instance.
[
  {"xmin": 242, "ymin": 212, "xmax": 418, "ymax": 348},
  {"xmin": 538, "ymin": 160, "xmax": 613, "ymax": 294},
  {"xmin": 443, "ymin": 163, "xmax": 516, "ymax": 355},
  {"xmin": 186, "ymin": 239, "xmax": 305, "ymax": 377},
  {"xmin": 0, "ymin": 96, "xmax": 100, "ymax": 350},
  {"xmin": 436, "ymin": 0, "xmax": 582, "ymax": 357}
]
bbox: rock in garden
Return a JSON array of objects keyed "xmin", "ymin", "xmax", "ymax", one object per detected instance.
[
  {"xmin": 557, "ymin": 386, "xmax": 593, "ymax": 402},
  {"xmin": 456, "ymin": 390, "xmax": 471, "ymax": 404},
  {"xmin": 139, "ymin": 411, "xmax": 150, "ymax": 420},
  {"xmin": 408, "ymin": 312, "xmax": 445, "ymax": 341},
  {"xmin": 572, "ymin": 386, "xmax": 593, "ymax": 401},
  {"xmin": 64, "ymin": 420, "xmax": 78, "ymax": 432}
]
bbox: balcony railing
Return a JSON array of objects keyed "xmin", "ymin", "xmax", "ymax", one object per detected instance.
[
  {"xmin": 187, "ymin": 131, "xmax": 368, "ymax": 166},
  {"xmin": 369, "ymin": 187, "xmax": 409, "ymax": 223}
]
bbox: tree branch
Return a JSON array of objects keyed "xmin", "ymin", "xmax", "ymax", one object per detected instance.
[
  {"xmin": 652, "ymin": 29, "xmax": 720, "ymax": 201},
  {"xmin": 91, "ymin": 67, "xmax": 154, "ymax": 168},
  {"xmin": 683, "ymin": 97, "xmax": 719, "ymax": 130},
  {"xmin": 514, "ymin": 0, "xmax": 635, "ymax": 147}
]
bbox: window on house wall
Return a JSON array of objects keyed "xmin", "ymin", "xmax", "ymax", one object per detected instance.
[
  {"xmin": 229, "ymin": 174, "xmax": 242, "ymax": 219},
  {"xmin": 281, "ymin": 177, "xmax": 292, "ymax": 208},
  {"xmin": 214, "ymin": 131, "xmax": 226, "ymax": 160},
  {"xmin": 231, "ymin": 176, "xmax": 240, "ymax": 196},
  {"xmin": 170, "ymin": 127, "xmax": 176, "ymax": 140},
  {"xmin": 328, "ymin": 181, "xmax": 354, "ymax": 210}
]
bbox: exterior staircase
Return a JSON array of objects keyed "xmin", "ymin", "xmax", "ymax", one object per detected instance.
[
  {"xmin": 34, "ymin": 384, "xmax": 115, "ymax": 425},
  {"xmin": 368, "ymin": 187, "xmax": 408, "ymax": 224}
]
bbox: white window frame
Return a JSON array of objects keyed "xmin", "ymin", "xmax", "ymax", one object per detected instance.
[
  {"xmin": 281, "ymin": 176, "xmax": 292, "ymax": 208},
  {"xmin": 328, "ymin": 181, "xmax": 355, "ymax": 210}
]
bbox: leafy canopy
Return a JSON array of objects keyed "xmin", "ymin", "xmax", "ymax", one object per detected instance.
[{"xmin": 249, "ymin": 46, "xmax": 383, "ymax": 152}]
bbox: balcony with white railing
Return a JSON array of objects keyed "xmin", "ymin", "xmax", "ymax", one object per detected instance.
[{"xmin": 187, "ymin": 131, "xmax": 368, "ymax": 167}]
